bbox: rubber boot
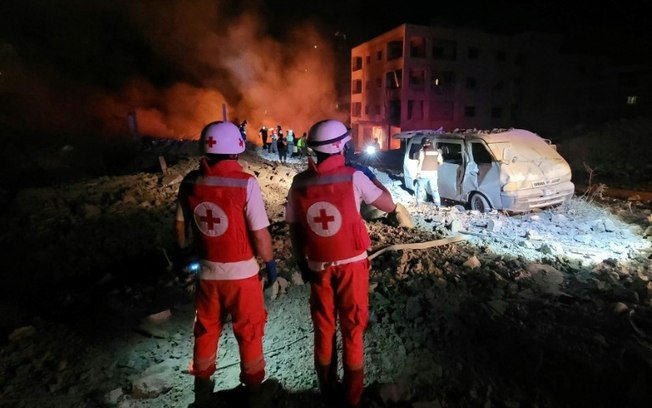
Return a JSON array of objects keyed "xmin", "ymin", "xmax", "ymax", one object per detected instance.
[
  {"xmin": 246, "ymin": 379, "xmax": 280, "ymax": 408},
  {"xmin": 316, "ymin": 335, "xmax": 340, "ymax": 401},
  {"xmin": 316, "ymin": 364, "xmax": 338, "ymax": 397},
  {"xmin": 193, "ymin": 377, "xmax": 214, "ymax": 408},
  {"xmin": 343, "ymin": 368, "xmax": 364, "ymax": 408}
]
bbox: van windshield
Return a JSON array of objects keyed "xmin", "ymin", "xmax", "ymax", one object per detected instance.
[{"xmin": 489, "ymin": 140, "xmax": 563, "ymax": 163}]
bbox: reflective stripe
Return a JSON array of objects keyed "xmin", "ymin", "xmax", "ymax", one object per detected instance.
[
  {"xmin": 198, "ymin": 258, "xmax": 259, "ymax": 281},
  {"xmin": 242, "ymin": 356, "xmax": 266, "ymax": 374},
  {"xmin": 194, "ymin": 176, "xmax": 249, "ymax": 188},
  {"xmin": 193, "ymin": 354, "xmax": 216, "ymax": 372},
  {"xmin": 293, "ymin": 174, "xmax": 352, "ymax": 188}
]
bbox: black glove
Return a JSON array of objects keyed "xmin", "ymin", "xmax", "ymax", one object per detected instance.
[
  {"xmin": 298, "ymin": 259, "xmax": 312, "ymax": 283},
  {"xmin": 263, "ymin": 260, "xmax": 277, "ymax": 289}
]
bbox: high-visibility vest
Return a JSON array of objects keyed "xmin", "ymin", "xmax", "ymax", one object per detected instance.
[
  {"xmin": 420, "ymin": 148, "xmax": 441, "ymax": 171},
  {"xmin": 183, "ymin": 159, "xmax": 254, "ymax": 262},
  {"xmin": 290, "ymin": 155, "xmax": 371, "ymax": 262}
]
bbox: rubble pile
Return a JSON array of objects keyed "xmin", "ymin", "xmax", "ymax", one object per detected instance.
[{"xmin": 1, "ymin": 142, "xmax": 651, "ymax": 408}]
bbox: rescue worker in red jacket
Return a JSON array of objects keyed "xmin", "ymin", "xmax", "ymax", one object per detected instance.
[
  {"xmin": 175, "ymin": 120, "xmax": 277, "ymax": 408},
  {"xmin": 285, "ymin": 119, "xmax": 400, "ymax": 407}
]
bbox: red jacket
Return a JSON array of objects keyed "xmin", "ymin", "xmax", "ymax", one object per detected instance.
[
  {"xmin": 290, "ymin": 155, "xmax": 371, "ymax": 262},
  {"xmin": 182, "ymin": 158, "xmax": 254, "ymax": 263}
]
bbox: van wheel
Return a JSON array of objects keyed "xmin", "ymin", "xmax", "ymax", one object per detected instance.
[{"xmin": 469, "ymin": 193, "xmax": 491, "ymax": 213}]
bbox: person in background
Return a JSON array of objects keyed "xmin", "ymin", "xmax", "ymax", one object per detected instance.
[
  {"xmin": 269, "ymin": 129, "xmax": 278, "ymax": 154},
  {"xmin": 342, "ymin": 139, "xmax": 397, "ymax": 221},
  {"xmin": 277, "ymin": 131, "xmax": 288, "ymax": 164},
  {"xmin": 286, "ymin": 129, "xmax": 295, "ymax": 158},
  {"xmin": 296, "ymin": 132, "xmax": 307, "ymax": 158},
  {"xmin": 370, "ymin": 137, "xmax": 380, "ymax": 152},
  {"xmin": 239, "ymin": 120, "xmax": 248, "ymax": 142},
  {"xmin": 259, "ymin": 125, "xmax": 268, "ymax": 151},
  {"xmin": 285, "ymin": 119, "xmax": 408, "ymax": 408},
  {"xmin": 175, "ymin": 120, "xmax": 277, "ymax": 408},
  {"xmin": 343, "ymin": 139, "xmax": 388, "ymax": 195},
  {"xmin": 415, "ymin": 137, "xmax": 443, "ymax": 208}
]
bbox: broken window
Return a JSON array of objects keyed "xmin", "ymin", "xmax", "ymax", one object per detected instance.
[
  {"xmin": 389, "ymin": 99, "xmax": 401, "ymax": 125},
  {"xmin": 409, "ymin": 69, "xmax": 425, "ymax": 88},
  {"xmin": 352, "ymin": 56, "xmax": 363, "ymax": 71},
  {"xmin": 409, "ymin": 142, "xmax": 421, "ymax": 160},
  {"xmin": 439, "ymin": 142, "xmax": 463, "ymax": 164},
  {"xmin": 385, "ymin": 70, "xmax": 402, "ymax": 89},
  {"xmin": 471, "ymin": 142, "xmax": 493, "ymax": 164},
  {"xmin": 410, "ymin": 36, "xmax": 426, "ymax": 58},
  {"xmin": 431, "ymin": 70, "xmax": 455, "ymax": 94},
  {"xmin": 387, "ymin": 40, "xmax": 403, "ymax": 60},
  {"xmin": 351, "ymin": 79, "xmax": 362, "ymax": 94},
  {"xmin": 377, "ymin": 50, "xmax": 383, "ymax": 60}
]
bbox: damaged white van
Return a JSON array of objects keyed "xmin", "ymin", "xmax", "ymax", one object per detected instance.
[{"xmin": 395, "ymin": 128, "xmax": 575, "ymax": 213}]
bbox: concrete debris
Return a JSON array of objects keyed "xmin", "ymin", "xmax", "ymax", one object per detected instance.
[
  {"xmin": 522, "ymin": 263, "xmax": 564, "ymax": 295},
  {"xmin": 486, "ymin": 219, "xmax": 503, "ymax": 232},
  {"xmin": 147, "ymin": 309, "xmax": 172, "ymax": 323},
  {"xmin": 463, "ymin": 255, "xmax": 481, "ymax": 269},
  {"xmin": 130, "ymin": 361, "xmax": 176, "ymax": 399},
  {"xmin": 1, "ymin": 144, "xmax": 651, "ymax": 408},
  {"xmin": 105, "ymin": 387, "xmax": 125, "ymax": 405},
  {"xmin": 8, "ymin": 325, "xmax": 36, "ymax": 342}
]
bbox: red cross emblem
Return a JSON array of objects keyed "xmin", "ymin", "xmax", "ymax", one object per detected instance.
[
  {"xmin": 239, "ymin": 139, "xmax": 244, "ymax": 148},
  {"xmin": 313, "ymin": 208, "xmax": 335, "ymax": 230},
  {"xmin": 306, "ymin": 202, "xmax": 342, "ymax": 237},
  {"xmin": 199, "ymin": 209, "xmax": 221, "ymax": 230},
  {"xmin": 206, "ymin": 136, "xmax": 216, "ymax": 148},
  {"xmin": 193, "ymin": 202, "xmax": 228, "ymax": 237}
]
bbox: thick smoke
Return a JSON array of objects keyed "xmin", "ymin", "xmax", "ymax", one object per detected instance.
[{"xmin": 0, "ymin": 0, "xmax": 347, "ymax": 142}]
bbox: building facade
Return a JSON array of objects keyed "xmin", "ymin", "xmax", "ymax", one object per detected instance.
[
  {"xmin": 350, "ymin": 24, "xmax": 520, "ymax": 151},
  {"xmin": 350, "ymin": 23, "xmax": 652, "ymax": 151}
]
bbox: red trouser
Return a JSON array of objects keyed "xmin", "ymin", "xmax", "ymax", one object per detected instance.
[
  {"xmin": 190, "ymin": 274, "xmax": 267, "ymax": 386},
  {"xmin": 310, "ymin": 259, "xmax": 370, "ymax": 406}
]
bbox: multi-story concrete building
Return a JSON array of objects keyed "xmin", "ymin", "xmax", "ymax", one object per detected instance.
[
  {"xmin": 350, "ymin": 23, "xmax": 521, "ymax": 150},
  {"xmin": 350, "ymin": 23, "xmax": 652, "ymax": 151}
]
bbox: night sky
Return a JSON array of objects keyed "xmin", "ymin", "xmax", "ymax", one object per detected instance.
[{"xmin": 0, "ymin": 0, "xmax": 648, "ymax": 140}]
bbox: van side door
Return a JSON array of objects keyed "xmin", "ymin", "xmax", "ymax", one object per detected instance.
[
  {"xmin": 463, "ymin": 141, "xmax": 502, "ymax": 205},
  {"xmin": 403, "ymin": 138, "xmax": 422, "ymax": 191},
  {"xmin": 437, "ymin": 141, "xmax": 464, "ymax": 200}
]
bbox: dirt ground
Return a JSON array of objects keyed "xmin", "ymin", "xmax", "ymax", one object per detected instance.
[{"xmin": 1, "ymin": 141, "xmax": 652, "ymax": 408}]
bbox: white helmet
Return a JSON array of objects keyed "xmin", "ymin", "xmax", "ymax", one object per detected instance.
[
  {"xmin": 307, "ymin": 119, "xmax": 351, "ymax": 154},
  {"xmin": 200, "ymin": 121, "xmax": 245, "ymax": 155}
]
